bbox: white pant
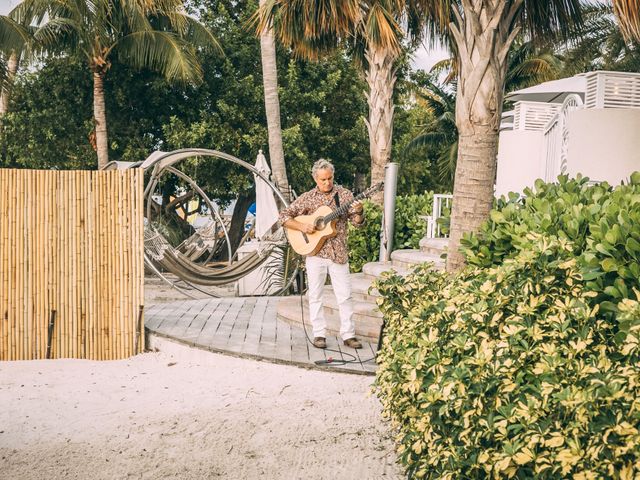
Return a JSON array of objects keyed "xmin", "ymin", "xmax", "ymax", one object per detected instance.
[{"xmin": 305, "ymin": 256, "xmax": 356, "ymax": 340}]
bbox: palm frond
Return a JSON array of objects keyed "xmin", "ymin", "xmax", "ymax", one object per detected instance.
[
  {"xmin": 114, "ymin": 30, "xmax": 202, "ymax": 84},
  {"xmin": 614, "ymin": 0, "xmax": 640, "ymax": 42},
  {"xmin": 364, "ymin": 2, "xmax": 403, "ymax": 53},
  {"xmin": 0, "ymin": 15, "xmax": 31, "ymax": 54},
  {"xmin": 436, "ymin": 140, "xmax": 458, "ymax": 185}
]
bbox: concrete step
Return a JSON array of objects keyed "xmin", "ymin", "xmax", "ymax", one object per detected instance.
[
  {"xmin": 349, "ymin": 273, "xmax": 379, "ymax": 302},
  {"xmin": 277, "ymin": 295, "xmax": 382, "ymax": 341},
  {"xmin": 390, "ymin": 249, "xmax": 445, "ymax": 270},
  {"xmin": 362, "ymin": 261, "xmax": 409, "ymax": 280},
  {"xmin": 419, "ymin": 237, "xmax": 448, "ymax": 256}
]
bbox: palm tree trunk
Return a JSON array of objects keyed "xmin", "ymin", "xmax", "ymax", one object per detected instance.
[
  {"xmin": 0, "ymin": 52, "xmax": 21, "ymax": 119},
  {"xmin": 93, "ymin": 71, "xmax": 109, "ymax": 169},
  {"xmin": 445, "ymin": 2, "xmax": 521, "ymax": 272},
  {"xmin": 365, "ymin": 44, "xmax": 397, "ymax": 205},
  {"xmin": 259, "ymin": 0, "xmax": 290, "ymax": 200}
]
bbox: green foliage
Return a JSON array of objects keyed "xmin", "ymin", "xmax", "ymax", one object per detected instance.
[
  {"xmin": 348, "ymin": 192, "xmax": 433, "ymax": 272},
  {"xmin": 461, "ymin": 174, "xmax": 640, "ymax": 313},
  {"xmin": 393, "ymin": 192, "xmax": 434, "ymax": 249},
  {"xmin": 375, "ymin": 236, "xmax": 640, "ymax": 478},
  {"xmin": 0, "ymin": 56, "xmax": 95, "ymax": 169},
  {"xmin": 347, "ymin": 200, "xmax": 382, "ymax": 273}
]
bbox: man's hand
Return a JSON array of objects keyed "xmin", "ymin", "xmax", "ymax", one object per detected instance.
[
  {"xmin": 352, "ymin": 200, "xmax": 364, "ymax": 215},
  {"xmin": 301, "ymin": 223, "xmax": 316, "ymax": 234}
]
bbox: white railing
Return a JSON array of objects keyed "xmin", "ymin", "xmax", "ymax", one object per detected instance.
[
  {"xmin": 584, "ymin": 70, "xmax": 640, "ymax": 109},
  {"xmin": 513, "ymin": 101, "xmax": 560, "ymax": 131},
  {"xmin": 423, "ymin": 194, "xmax": 453, "ymax": 239},
  {"xmin": 542, "ymin": 94, "xmax": 584, "ymax": 182}
]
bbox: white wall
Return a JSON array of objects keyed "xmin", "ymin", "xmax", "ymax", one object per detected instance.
[
  {"xmin": 495, "ymin": 130, "xmax": 545, "ymax": 197},
  {"xmin": 566, "ymin": 109, "xmax": 640, "ymax": 184}
]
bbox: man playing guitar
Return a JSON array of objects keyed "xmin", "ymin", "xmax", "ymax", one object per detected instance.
[{"xmin": 279, "ymin": 159, "xmax": 365, "ymax": 349}]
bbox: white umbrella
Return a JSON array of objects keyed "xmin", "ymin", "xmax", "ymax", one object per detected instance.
[
  {"xmin": 505, "ymin": 74, "xmax": 587, "ymax": 103},
  {"xmin": 254, "ymin": 150, "xmax": 280, "ymax": 239}
]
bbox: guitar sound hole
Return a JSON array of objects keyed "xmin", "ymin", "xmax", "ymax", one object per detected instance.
[{"xmin": 314, "ymin": 218, "xmax": 325, "ymax": 230}]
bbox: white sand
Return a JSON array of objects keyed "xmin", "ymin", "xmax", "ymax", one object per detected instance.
[{"xmin": 0, "ymin": 338, "xmax": 403, "ymax": 479}]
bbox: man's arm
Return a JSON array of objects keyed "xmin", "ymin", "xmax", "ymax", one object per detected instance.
[
  {"xmin": 283, "ymin": 218, "xmax": 316, "ymax": 234},
  {"xmin": 347, "ymin": 191, "xmax": 365, "ymax": 227},
  {"xmin": 279, "ymin": 192, "xmax": 316, "ymax": 233}
]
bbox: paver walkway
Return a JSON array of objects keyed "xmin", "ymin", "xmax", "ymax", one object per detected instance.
[{"xmin": 145, "ymin": 296, "xmax": 379, "ymax": 375}]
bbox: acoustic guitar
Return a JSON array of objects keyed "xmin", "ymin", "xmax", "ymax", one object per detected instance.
[{"xmin": 285, "ymin": 182, "xmax": 384, "ymax": 256}]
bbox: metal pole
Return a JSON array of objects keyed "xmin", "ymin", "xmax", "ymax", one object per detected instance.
[{"xmin": 379, "ymin": 162, "xmax": 398, "ymax": 262}]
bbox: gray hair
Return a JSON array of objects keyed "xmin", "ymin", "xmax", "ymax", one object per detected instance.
[{"xmin": 311, "ymin": 158, "xmax": 335, "ymax": 179}]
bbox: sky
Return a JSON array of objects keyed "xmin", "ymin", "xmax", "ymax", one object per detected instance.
[
  {"xmin": 0, "ymin": 0, "xmax": 449, "ymax": 71},
  {"xmin": 0, "ymin": 0, "xmax": 17, "ymax": 16}
]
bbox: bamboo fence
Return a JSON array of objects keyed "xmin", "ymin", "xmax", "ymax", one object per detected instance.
[{"xmin": 0, "ymin": 168, "xmax": 144, "ymax": 361}]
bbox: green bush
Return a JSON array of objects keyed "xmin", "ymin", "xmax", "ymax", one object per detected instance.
[
  {"xmin": 348, "ymin": 192, "xmax": 434, "ymax": 272},
  {"xmin": 347, "ymin": 200, "xmax": 383, "ymax": 273},
  {"xmin": 375, "ymin": 236, "xmax": 640, "ymax": 478},
  {"xmin": 461, "ymin": 173, "xmax": 640, "ymax": 313}
]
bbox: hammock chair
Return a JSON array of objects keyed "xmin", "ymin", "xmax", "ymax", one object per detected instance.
[{"xmin": 104, "ymin": 149, "xmax": 296, "ymax": 298}]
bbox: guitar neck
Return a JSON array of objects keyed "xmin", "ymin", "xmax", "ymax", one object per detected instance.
[{"xmin": 324, "ymin": 191, "xmax": 368, "ymax": 222}]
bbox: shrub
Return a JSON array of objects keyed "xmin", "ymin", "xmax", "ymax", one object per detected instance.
[
  {"xmin": 375, "ymin": 236, "xmax": 640, "ymax": 478},
  {"xmin": 347, "ymin": 200, "xmax": 383, "ymax": 273},
  {"xmin": 461, "ymin": 173, "xmax": 640, "ymax": 313}
]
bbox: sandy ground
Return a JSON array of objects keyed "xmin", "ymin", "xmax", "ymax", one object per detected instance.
[{"xmin": 0, "ymin": 338, "xmax": 403, "ymax": 479}]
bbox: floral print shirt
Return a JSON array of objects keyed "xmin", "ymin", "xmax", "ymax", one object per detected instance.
[{"xmin": 279, "ymin": 185, "xmax": 364, "ymax": 264}]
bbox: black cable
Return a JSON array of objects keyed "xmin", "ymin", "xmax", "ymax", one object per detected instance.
[{"xmin": 297, "ymin": 266, "xmax": 377, "ymax": 367}]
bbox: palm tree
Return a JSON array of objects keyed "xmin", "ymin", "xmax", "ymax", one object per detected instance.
[
  {"xmin": 258, "ymin": 0, "xmax": 290, "ymax": 200},
  {"xmin": 255, "ymin": 0, "xmax": 444, "ymax": 203},
  {"xmin": 561, "ymin": 2, "xmax": 640, "ymax": 75},
  {"xmin": 407, "ymin": 42, "xmax": 561, "ymax": 189},
  {"xmin": 0, "ymin": 15, "xmax": 31, "ymax": 117},
  {"xmin": 404, "ymin": 77, "xmax": 458, "ymax": 188},
  {"xmin": 614, "ymin": 0, "xmax": 640, "ymax": 42},
  {"xmin": 441, "ymin": 1, "xmax": 583, "ymax": 272},
  {"xmin": 13, "ymin": 0, "xmax": 220, "ymax": 169}
]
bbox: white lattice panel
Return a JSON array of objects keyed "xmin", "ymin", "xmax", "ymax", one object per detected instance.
[
  {"xmin": 585, "ymin": 71, "xmax": 640, "ymax": 109},
  {"xmin": 513, "ymin": 102, "xmax": 560, "ymax": 131}
]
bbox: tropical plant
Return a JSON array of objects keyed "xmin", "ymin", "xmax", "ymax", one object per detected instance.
[
  {"xmin": 504, "ymin": 40, "xmax": 563, "ymax": 92},
  {"xmin": 431, "ymin": 39, "xmax": 564, "ymax": 93},
  {"xmin": 561, "ymin": 2, "xmax": 640, "ymax": 75},
  {"xmin": 257, "ymin": 0, "xmax": 289, "ymax": 200},
  {"xmin": 0, "ymin": 14, "xmax": 32, "ymax": 116},
  {"xmin": 375, "ymin": 236, "xmax": 640, "ymax": 477},
  {"xmin": 406, "ymin": 40, "xmax": 562, "ymax": 191},
  {"xmin": 614, "ymin": 0, "xmax": 640, "ymax": 42},
  {"xmin": 436, "ymin": 0, "xmax": 583, "ymax": 272},
  {"xmin": 12, "ymin": 0, "xmax": 220, "ymax": 169},
  {"xmin": 254, "ymin": 0, "xmax": 445, "ymax": 204},
  {"xmin": 403, "ymin": 75, "xmax": 457, "ymax": 188},
  {"xmin": 461, "ymin": 173, "xmax": 640, "ymax": 314}
]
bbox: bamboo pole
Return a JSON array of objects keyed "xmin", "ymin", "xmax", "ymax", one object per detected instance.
[
  {"xmin": 0, "ymin": 169, "xmax": 5, "ymax": 360},
  {"xmin": 0, "ymin": 169, "xmax": 6, "ymax": 360},
  {"xmin": 80, "ymin": 171, "xmax": 87, "ymax": 358},
  {"xmin": 16, "ymin": 169, "xmax": 23, "ymax": 361},
  {"xmin": 99, "ymin": 171, "xmax": 106, "ymax": 360},
  {"xmin": 71, "ymin": 171, "xmax": 78, "ymax": 359},
  {"xmin": 115, "ymin": 171, "xmax": 122, "ymax": 358},
  {"xmin": 121, "ymin": 173, "xmax": 128, "ymax": 356},
  {"xmin": 48, "ymin": 170, "xmax": 57, "ymax": 359},
  {"xmin": 88, "ymin": 171, "xmax": 96, "ymax": 360},
  {"xmin": 136, "ymin": 170, "xmax": 144, "ymax": 354},
  {"xmin": 25, "ymin": 170, "xmax": 33, "ymax": 359},
  {"xmin": 41, "ymin": 171, "xmax": 49, "ymax": 358}
]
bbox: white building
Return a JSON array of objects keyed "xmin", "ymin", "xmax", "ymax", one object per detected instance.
[{"xmin": 495, "ymin": 70, "xmax": 640, "ymax": 197}]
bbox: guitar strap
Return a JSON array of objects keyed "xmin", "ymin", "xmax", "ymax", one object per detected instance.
[{"xmin": 333, "ymin": 192, "xmax": 340, "ymax": 209}]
